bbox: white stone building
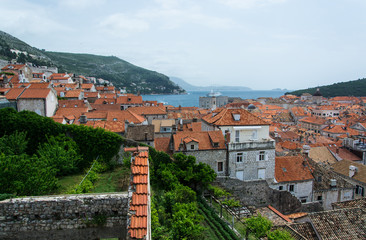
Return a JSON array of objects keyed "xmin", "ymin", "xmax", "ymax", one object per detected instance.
[{"xmin": 202, "ymin": 108, "xmax": 275, "ymax": 181}]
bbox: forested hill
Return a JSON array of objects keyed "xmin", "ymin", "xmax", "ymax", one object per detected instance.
[
  {"xmin": 0, "ymin": 30, "xmax": 185, "ymax": 94},
  {"xmin": 287, "ymin": 78, "xmax": 366, "ymax": 97}
]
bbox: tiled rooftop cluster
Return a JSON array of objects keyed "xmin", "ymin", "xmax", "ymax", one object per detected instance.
[{"xmin": 125, "ymin": 147, "xmax": 150, "ymax": 240}]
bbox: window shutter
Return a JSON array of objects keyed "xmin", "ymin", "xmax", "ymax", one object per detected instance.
[
  {"xmin": 256, "ymin": 152, "xmax": 259, "ymax": 161},
  {"xmin": 243, "ymin": 152, "xmax": 247, "ymax": 161},
  {"xmin": 265, "ymin": 151, "xmax": 268, "ymax": 161}
]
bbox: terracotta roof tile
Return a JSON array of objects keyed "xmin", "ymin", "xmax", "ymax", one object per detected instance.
[
  {"xmin": 132, "ymin": 166, "xmax": 148, "ymax": 175},
  {"xmin": 173, "ymin": 131, "xmax": 226, "ymax": 151},
  {"xmin": 202, "ymin": 108, "xmax": 268, "ymax": 126},
  {"xmin": 128, "ymin": 106, "xmax": 167, "ymax": 115},
  {"xmin": 275, "ymin": 155, "xmax": 314, "ymax": 182},
  {"xmin": 18, "ymin": 88, "xmax": 51, "ymax": 99},
  {"xmin": 64, "ymin": 90, "xmax": 83, "ymax": 98},
  {"xmin": 133, "ymin": 175, "xmax": 148, "ymax": 184},
  {"xmin": 135, "ymin": 184, "xmax": 148, "ymax": 194},
  {"xmin": 154, "ymin": 137, "xmax": 171, "ymax": 153},
  {"xmin": 130, "ymin": 205, "xmax": 148, "ymax": 216},
  {"xmin": 5, "ymin": 88, "xmax": 25, "ymax": 100},
  {"xmin": 131, "ymin": 194, "xmax": 148, "ymax": 205},
  {"xmin": 308, "ymin": 208, "xmax": 366, "ymax": 239},
  {"xmin": 129, "ymin": 226, "xmax": 147, "ymax": 239},
  {"xmin": 267, "ymin": 205, "xmax": 292, "ymax": 223},
  {"xmin": 116, "ymin": 95, "xmax": 143, "ymax": 104}
]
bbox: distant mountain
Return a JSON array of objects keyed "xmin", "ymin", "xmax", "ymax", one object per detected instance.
[
  {"xmin": 287, "ymin": 78, "xmax": 366, "ymax": 97},
  {"xmin": 0, "ymin": 30, "xmax": 184, "ymax": 95},
  {"xmin": 170, "ymin": 76, "xmax": 252, "ymax": 91}
]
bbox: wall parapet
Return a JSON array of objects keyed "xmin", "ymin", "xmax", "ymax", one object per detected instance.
[{"xmin": 0, "ymin": 193, "xmax": 129, "ymax": 239}]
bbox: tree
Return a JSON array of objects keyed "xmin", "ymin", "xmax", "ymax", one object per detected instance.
[
  {"xmin": 245, "ymin": 214, "xmax": 272, "ymax": 239},
  {"xmin": 171, "ymin": 202, "xmax": 204, "ymax": 240},
  {"xmin": 0, "ymin": 131, "xmax": 28, "ymax": 155},
  {"xmin": 268, "ymin": 229, "xmax": 294, "ymax": 240},
  {"xmin": 37, "ymin": 134, "xmax": 81, "ymax": 176},
  {"xmin": 0, "ymin": 153, "xmax": 58, "ymax": 196}
]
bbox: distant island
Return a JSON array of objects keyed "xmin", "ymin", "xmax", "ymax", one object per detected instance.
[
  {"xmin": 170, "ymin": 76, "xmax": 252, "ymax": 91},
  {"xmin": 287, "ymin": 78, "xmax": 366, "ymax": 97}
]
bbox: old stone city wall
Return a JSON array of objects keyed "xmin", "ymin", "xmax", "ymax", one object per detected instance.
[{"xmin": 0, "ymin": 193, "xmax": 129, "ymax": 240}]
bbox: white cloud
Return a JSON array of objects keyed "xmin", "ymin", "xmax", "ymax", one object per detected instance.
[
  {"xmin": 138, "ymin": 1, "xmax": 238, "ymax": 30},
  {"xmin": 217, "ymin": 0, "xmax": 287, "ymax": 9},
  {"xmin": 58, "ymin": 0, "xmax": 106, "ymax": 8},
  {"xmin": 97, "ymin": 13, "xmax": 149, "ymax": 37},
  {"xmin": 0, "ymin": 5, "xmax": 70, "ymax": 35}
]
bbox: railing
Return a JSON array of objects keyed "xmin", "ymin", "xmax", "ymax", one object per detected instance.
[{"xmin": 228, "ymin": 140, "xmax": 275, "ymax": 151}]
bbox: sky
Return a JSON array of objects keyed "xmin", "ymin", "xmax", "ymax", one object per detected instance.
[{"xmin": 1, "ymin": 0, "xmax": 366, "ymax": 90}]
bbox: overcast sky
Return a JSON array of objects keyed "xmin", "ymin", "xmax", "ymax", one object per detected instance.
[{"xmin": 1, "ymin": 0, "xmax": 366, "ymax": 90}]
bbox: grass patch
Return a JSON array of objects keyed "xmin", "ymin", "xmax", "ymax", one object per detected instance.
[
  {"xmin": 56, "ymin": 173, "xmax": 84, "ymax": 194},
  {"xmin": 92, "ymin": 166, "xmax": 130, "ymax": 193}
]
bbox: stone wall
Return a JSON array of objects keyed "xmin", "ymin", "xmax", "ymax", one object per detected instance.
[
  {"xmin": 181, "ymin": 149, "xmax": 227, "ymax": 176},
  {"xmin": 0, "ymin": 193, "xmax": 129, "ymax": 240},
  {"xmin": 214, "ymin": 178, "xmax": 302, "ymax": 214}
]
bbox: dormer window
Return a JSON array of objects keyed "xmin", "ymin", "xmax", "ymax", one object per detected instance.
[
  {"xmin": 233, "ymin": 113, "xmax": 240, "ymax": 121},
  {"xmin": 213, "ymin": 142, "xmax": 219, "ymax": 147},
  {"xmin": 190, "ymin": 144, "xmax": 195, "ymax": 150}
]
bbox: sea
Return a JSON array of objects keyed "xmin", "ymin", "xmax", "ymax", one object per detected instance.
[{"xmin": 141, "ymin": 90, "xmax": 287, "ymax": 107}]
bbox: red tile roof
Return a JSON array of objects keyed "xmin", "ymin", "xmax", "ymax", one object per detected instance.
[
  {"xmin": 28, "ymin": 83, "xmax": 51, "ymax": 89},
  {"xmin": 5, "ymin": 88, "xmax": 25, "ymax": 100},
  {"xmin": 202, "ymin": 108, "xmax": 268, "ymax": 126},
  {"xmin": 275, "ymin": 155, "xmax": 314, "ymax": 182},
  {"xmin": 1, "ymin": 64, "xmax": 25, "ymax": 71},
  {"xmin": 154, "ymin": 137, "xmax": 171, "ymax": 153},
  {"xmin": 64, "ymin": 90, "xmax": 83, "ymax": 98},
  {"xmin": 128, "ymin": 149, "xmax": 149, "ymax": 240},
  {"xmin": 268, "ymin": 205, "xmax": 292, "ymax": 223},
  {"xmin": 116, "ymin": 95, "xmax": 143, "ymax": 104},
  {"xmin": 173, "ymin": 131, "xmax": 226, "ymax": 151},
  {"xmin": 18, "ymin": 88, "xmax": 51, "ymax": 99},
  {"xmin": 128, "ymin": 106, "xmax": 167, "ymax": 115}
]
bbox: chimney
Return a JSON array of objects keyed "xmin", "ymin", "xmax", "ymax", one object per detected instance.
[
  {"xmin": 225, "ymin": 132, "xmax": 231, "ymax": 143},
  {"xmin": 125, "ymin": 120, "xmax": 129, "ymax": 133},
  {"xmin": 349, "ymin": 165, "xmax": 358, "ymax": 178},
  {"xmin": 330, "ymin": 179, "xmax": 337, "ymax": 188},
  {"xmin": 79, "ymin": 114, "xmax": 87, "ymax": 124},
  {"xmin": 302, "ymin": 145, "xmax": 310, "ymax": 157}
]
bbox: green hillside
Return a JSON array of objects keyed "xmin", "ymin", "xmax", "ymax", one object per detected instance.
[
  {"xmin": 0, "ymin": 30, "xmax": 185, "ymax": 94},
  {"xmin": 287, "ymin": 78, "xmax": 366, "ymax": 97}
]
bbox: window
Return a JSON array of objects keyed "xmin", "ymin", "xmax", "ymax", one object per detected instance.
[
  {"xmin": 218, "ymin": 162, "xmax": 223, "ymax": 172},
  {"xmin": 317, "ymin": 195, "xmax": 322, "ymax": 201},
  {"xmin": 236, "ymin": 153, "xmax": 243, "ymax": 162},
  {"xmin": 289, "ymin": 184, "xmax": 294, "ymax": 192},
  {"xmin": 190, "ymin": 144, "xmax": 195, "ymax": 150},
  {"xmin": 300, "ymin": 197, "xmax": 307, "ymax": 203},
  {"xmin": 251, "ymin": 130, "xmax": 257, "ymax": 140},
  {"xmin": 259, "ymin": 151, "xmax": 265, "ymax": 161},
  {"xmin": 113, "ymin": 118, "xmax": 117, "ymax": 121},
  {"xmin": 356, "ymin": 185, "xmax": 364, "ymax": 196},
  {"xmin": 317, "ymin": 176, "xmax": 322, "ymax": 182},
  {"xmin": 279, "ymin": 186, "xmax": 283, "ymax": 191},
  {"xmin": 235, "ymin": 130, "xmax": 240, "ymax": 142}
]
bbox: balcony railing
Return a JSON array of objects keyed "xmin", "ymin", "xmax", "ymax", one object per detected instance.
[{"xmin": 228, "ymin": 139, "xmax": 275, "ymax": 151}]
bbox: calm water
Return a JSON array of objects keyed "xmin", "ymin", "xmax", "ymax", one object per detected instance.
[{"xmin": 142, "ymin": 90, "xmax": 287, "ymax": 107}]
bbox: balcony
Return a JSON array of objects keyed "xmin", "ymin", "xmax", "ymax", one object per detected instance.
[{"xmin": 228, "ymin": 139, "xmax": 275, "ymax": 151}]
